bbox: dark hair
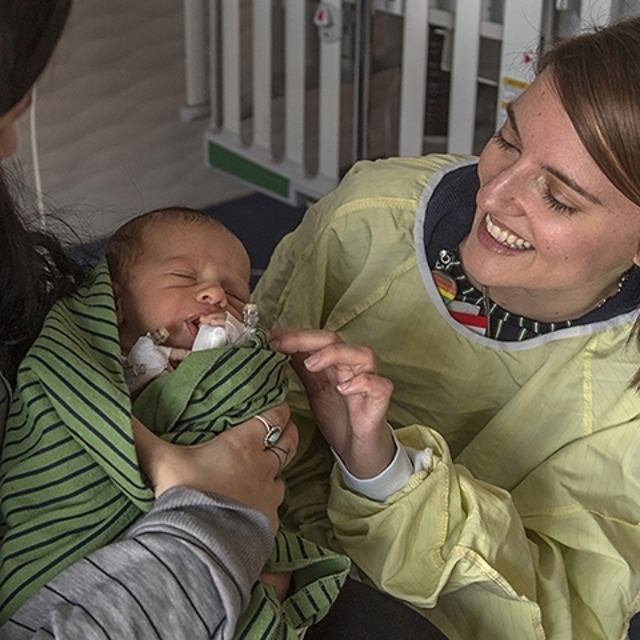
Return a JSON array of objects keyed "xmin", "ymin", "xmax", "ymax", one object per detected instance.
[
  {"xmin": 0, "ymin": 0, "xmax": 73, "ymax": 115},
  {"xmin": 106, "ymin": 206, "xmax": 229, "ymax": 283},
  {"xmin": 0, "ymin": 0, "xmax": 82, "ymax": 384}
]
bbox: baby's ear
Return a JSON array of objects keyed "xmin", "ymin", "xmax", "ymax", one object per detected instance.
[{"xmin": 112, "ymin": 281, "xmax": 124, "ymax": 325}]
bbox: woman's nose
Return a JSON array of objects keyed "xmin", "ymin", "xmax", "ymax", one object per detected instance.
[
  {"xmin": 477, "ymin": 165, "xmax": 526, "ymax": 217},
  {"xmin": 196, "ymin": 284, "xmax": 227, "ymax": 308}
]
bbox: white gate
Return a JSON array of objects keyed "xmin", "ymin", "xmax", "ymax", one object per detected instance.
[{"xmin": 182, "ymin": 0, "xmax": 639, "ymax": 205}]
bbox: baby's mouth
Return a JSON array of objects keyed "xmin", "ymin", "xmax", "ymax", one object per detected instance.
[
  {"xmin": 186, "ymin": 315, "xmax": 201, "ymax": 338},
  {"xmin": 484, "ymin": 214, "xmax": 532, "ymax": 250}
]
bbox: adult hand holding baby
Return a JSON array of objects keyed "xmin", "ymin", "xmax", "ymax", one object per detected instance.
[{"xmin": 132, "ymin": 402, "xmax": 297, "ymax": 533}]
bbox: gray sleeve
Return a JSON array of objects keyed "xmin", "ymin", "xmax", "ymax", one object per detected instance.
[{"xmin": 0, "ymin": 487, "xmax": 273, "ymax": 640}]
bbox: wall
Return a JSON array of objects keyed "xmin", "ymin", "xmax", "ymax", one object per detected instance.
[{"xmin": 14, "ymin": 0, "xmax": 251, "ymax": 242}]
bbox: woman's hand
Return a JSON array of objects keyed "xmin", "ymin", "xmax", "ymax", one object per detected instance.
[
  {"xmin": 132, "ymin": 403, "xmax": 297, "ymax": 533},
  {"xmin": 268, "ymin": 328, "xmax": 395, "ymax": 479}
]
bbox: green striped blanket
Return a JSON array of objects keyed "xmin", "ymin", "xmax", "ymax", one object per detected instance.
[{"xmin": 0, "ymin": 260, "xmax": 348, "ymax": 635}]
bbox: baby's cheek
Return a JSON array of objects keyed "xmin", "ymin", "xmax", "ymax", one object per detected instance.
[{"xmin": 226, "ymin": 302, "xmax": 247, "ymax": 322}]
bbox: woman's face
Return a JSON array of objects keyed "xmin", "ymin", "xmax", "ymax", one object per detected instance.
[
  {"xmin": 0, "ymin": 94, "xmax": 32, "ymax": 158},
  {"xmin": 459, "ymin": 71, "xmax": 640, "ymax": 315}
]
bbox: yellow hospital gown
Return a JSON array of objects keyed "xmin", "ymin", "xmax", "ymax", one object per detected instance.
[{"xmin": 253, "ymin": 154, "xmax": 640, "ymax": 639}]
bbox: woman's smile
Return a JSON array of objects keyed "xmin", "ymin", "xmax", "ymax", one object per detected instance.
[
  {"xmin": 482, "ymin": 213, "xmax": 533, "ymax": 251},
  {"xmin": 459, "ymin": 71, "xmax": 640, "ymax": 322}
]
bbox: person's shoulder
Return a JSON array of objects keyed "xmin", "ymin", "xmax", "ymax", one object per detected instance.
[
  {"xmin": 335, "ymin": 153, "xmax": 471, "ymax": 202},
  {"xmin": 292, "ymin": 154, "xmax": 475, "ymax": 250},
  {"xmin": 306, "ymin": 153, "xmax": 473, "ymax": 232}
]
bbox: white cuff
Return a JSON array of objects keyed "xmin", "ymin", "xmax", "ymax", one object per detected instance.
[{"xmin": 333, "ymin": 427, "xmax": 432, "ymax": 502}]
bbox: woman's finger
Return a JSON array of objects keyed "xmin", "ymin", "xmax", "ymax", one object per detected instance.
[
  {"xmin": 336, "ymin": 372, "xmax": 394, "ymax": 399},
  {"xmin": 262, "ymin": 421, "xmax": 299, "ymax": 477},
  {"xmin": 247, "ymin": 409, "xmax": 299, "ymax": 475},
  {"xmin": 249, "ymin": 407, "xmax": 297, "ymax": 456},
  {"xmin": 258, "ymin": 402, "xmax": 291, "ymax": 428},
  {"xmin": 268, "ymin": 327, "xmax": 343, "ymax": 354},
  {"xmin": 303, "ymin": 342, "xmax": 378, "ymax": 376}
]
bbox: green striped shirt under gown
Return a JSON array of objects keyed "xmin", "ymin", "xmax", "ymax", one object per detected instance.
[{"xmin": 0, "ymin": 260, "xmax": 349, "ymax": 636}]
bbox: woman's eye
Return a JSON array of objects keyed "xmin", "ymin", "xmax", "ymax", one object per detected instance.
[
  {"xmin": 542, "ymin": 188, "xmax": 578, "ymax": 215},
  {"xmin": 491, "ymin": 130, "xmax": 519, "ymax": 153}
]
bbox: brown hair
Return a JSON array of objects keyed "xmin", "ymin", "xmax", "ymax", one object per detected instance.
[
  {"xmin": 538, "ymin": 16, "xmax": 640, "ymax": 208},
  {"xmin": 538, "ymin": 17, "xmax": 640, "ymax": 388},
  {"xmin": 105, "ymin": 206, "xmax": 228, "ymax": 283}
]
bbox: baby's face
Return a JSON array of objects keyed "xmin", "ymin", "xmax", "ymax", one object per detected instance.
[{"xmin": 116, "ymin": 221, "xmax": 251, "ymax": 353}]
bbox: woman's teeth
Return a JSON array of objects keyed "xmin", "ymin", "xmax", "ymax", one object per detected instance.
[{"xmin": 485, "ymin": 214, "xmax": 532, "ymax": 250}]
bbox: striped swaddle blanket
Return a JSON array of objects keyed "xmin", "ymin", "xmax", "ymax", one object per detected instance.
[{"xmin": 0, "ymin": 260, "xmax": 348, "ymax": 636}]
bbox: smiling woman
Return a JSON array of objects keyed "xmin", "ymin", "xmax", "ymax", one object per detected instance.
[
  {"xmin": 460, "ymin": 71, "xmax": 640, "ymax": 323},
  {"xmin": 252, "ymin": 14, "xmax": 640, "ymax": 640}
]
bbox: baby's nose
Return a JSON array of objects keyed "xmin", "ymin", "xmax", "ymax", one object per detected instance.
[{"xmin": 197, "ymin": 284, "xmax": 227, "ymax": 308}]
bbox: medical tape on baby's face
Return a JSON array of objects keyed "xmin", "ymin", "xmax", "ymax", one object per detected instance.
[{"xmin": 191, "ymin": 306, "xmax": 258, "ymax": 351}]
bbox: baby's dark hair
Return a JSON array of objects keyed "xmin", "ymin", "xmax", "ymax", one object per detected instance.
[{"xmin": 106, "ymin": 206, "xmax": 229, "ymax": 283}]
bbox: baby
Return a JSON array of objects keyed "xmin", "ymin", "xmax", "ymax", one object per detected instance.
[
  {"xmin": 106, "ymin": 207, "xmax": 255, "ymax": 392},
  {"xmin": 107, "ymin": 208, "xmax": 263, "ymax": 395},
  {"xmin": 0, "ymin": 206, "xmax": 349, "ymax": 632},
  {"xmin": 108, "ymin": 206, "xmax": 293, "ymax": 597}
]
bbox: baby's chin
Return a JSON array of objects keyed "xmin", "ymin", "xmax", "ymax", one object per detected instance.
[{"xmin": 164, "ymin": 332, "xmax": 196, "ymax": 351}]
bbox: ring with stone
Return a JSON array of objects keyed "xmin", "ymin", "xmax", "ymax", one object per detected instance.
[{"xmin": 255, "ymin": 414, "xmax": 283, "ymax": 449}]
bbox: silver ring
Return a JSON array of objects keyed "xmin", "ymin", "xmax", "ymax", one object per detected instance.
[
  {"xmin": 254, "ymin": 414, "xmax": 283, "ymax": 449},
  {"xmin": 266, "ymin": 446, "xmax": 286, "ymax": 477}
]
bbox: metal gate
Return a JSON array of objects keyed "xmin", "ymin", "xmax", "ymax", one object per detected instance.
[{"xmin": 182, "ymin": 0, "xmax": 639, "ymax": 205}]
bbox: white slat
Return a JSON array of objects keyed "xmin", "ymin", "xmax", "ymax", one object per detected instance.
[
  {"xmin": 285, "ymin": 0, "xmax": 306, "ymax": 165},
  {"xmin": 184, "ymin": 0, "xmax": 209, "ymax": 106},
  {"xmin": 447, "ymin": 0, "xmax": 483, "ymax": 154},
  {"xmin": 399, "ymin": 0, "xmax": 429, "ymax": 157},
  {"xmin": 221, "ymin": 0, "xmax": 240, "ymax": 134},
  {"xmin": 318, "ymin": 1, "xmax": 342, "ymax": 180},
  {"xmin": 253, "ymin": 0, "xmax": 272, "ymax": 151},
  {"xmin": 497, "ymin": 0, "xmax": 544, "ymax": 127}
]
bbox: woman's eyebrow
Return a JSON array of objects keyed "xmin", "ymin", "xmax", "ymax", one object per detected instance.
[
  {"xmin": 508, "ymin": 100, "xmax": 602, "ymax": 205},
  {"xmin": 505, "ymin": 102, "xmax": 520, "ymax": 140},
  {"xmin": 542, "ymin": 164, "xmax": 602, "ymax": 205}
]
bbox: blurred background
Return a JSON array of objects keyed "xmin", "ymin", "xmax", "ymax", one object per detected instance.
[{"xmin": 10, "ymin": 0, "xmax": 640, "ymax": 281}]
